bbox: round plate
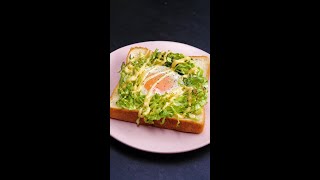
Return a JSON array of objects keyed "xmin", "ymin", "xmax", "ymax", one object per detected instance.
[{"xmin": 110, "ymin": 41, "xmax": 210, "ymax": 153}]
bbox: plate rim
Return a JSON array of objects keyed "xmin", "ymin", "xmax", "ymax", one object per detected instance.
[
  {"xmin": 110, "ymin": 40, "xmax": 210, "ymax": 55},
  {"xmin": 110, "ymin": 41, "xmax": 210, "ymax": 154}
]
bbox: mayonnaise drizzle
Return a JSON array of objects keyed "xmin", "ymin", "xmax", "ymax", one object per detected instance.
[
  {"xmin": 171, "ymin": 57, "xmax": 191, "ymax": 69},
  {"xmin": 139, "ymin": 71, "xmax": 175, "ymax": 118}
]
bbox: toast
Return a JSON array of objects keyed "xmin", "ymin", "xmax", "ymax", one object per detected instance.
[{"xmin": 110, "ymin": 47, "xmax": 210, "ymax": 134}]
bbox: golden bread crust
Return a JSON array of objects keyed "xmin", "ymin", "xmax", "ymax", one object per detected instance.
[{"xmin": 110, "ymin": 107, "xmax": 205, "ymax": 134}]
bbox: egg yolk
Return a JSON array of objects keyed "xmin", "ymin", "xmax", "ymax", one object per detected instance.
[{"xmin": 144, "ymin": 73, "xmax": 174, "ymax": 92}]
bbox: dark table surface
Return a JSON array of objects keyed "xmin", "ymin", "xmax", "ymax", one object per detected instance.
[{"xmin": 110, "ymin": 0, "xmax": 210, "ymax": 179}]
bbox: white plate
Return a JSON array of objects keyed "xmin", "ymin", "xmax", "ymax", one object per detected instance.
[{"xmin": 110, "ymin": 41, "xmax": 210, "ymax": 153}]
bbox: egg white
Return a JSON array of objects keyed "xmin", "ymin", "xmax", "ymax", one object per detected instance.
[{"xmin": 140, "ymin": 66, "xmax": 182, "ymax": 95}]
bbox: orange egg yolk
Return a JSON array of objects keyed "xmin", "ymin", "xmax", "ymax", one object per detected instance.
[{"xmin": 144, "ymin": 73, "xmax": 174, "ymax": 92}]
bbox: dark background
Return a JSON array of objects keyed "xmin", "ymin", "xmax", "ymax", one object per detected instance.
[
  {"xmin": 110, "ymin": 0, "xmax": 211, "ymax": 179},
  {"xmin": 110, "ymin": 0, "xmax": 210, "ymax": 53},
  {"xmin": 3, "ymin": 0, "xmax": 316, "ymax": 179}
]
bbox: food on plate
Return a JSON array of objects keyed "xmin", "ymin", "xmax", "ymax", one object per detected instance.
[{"xmin": 110, "ymin": 47, "xmax": 210, "ymax": 133}]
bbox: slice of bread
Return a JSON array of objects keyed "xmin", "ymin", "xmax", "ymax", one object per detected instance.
[{"xmin": 110, "ymin": 47, "xmax": 210, "ymax": 134}]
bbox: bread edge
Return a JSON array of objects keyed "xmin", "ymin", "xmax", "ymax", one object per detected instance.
[
  {"xmin": 190, "ymin": 56, "xmax": 210, "ymax": 79},
  {"xmin": 110, "ymin": 106, "xmax": 205, "ymax": 134}
]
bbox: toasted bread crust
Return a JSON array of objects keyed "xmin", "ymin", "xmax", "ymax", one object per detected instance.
[{"xmin": 110, "ymin": 107, "xmax": 205, "ymax": 134}]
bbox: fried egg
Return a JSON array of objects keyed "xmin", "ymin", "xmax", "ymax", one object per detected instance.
[{"xmin": 140, "ymin": 66, "xmax": 181, "ymax": 95}]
